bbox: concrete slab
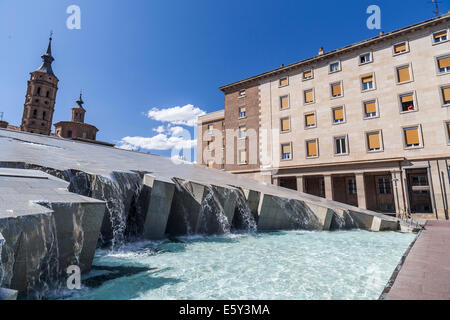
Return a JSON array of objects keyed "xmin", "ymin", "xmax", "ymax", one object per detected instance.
[
  {"xmin": 142, "ymin": 174, "xmax": 175, "ymax": 240},
  {"xmin": 385, "ymin": 221, "xmax": 450, "ymax": 300}
]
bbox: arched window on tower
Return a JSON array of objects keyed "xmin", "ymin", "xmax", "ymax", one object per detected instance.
[
  {"xmin": 37, "ymin": 87, "xmax": 41, "ymax": 96},
  {"xmin": 46, "ymin": 91, "xmax": 50, "ymax": 98}
]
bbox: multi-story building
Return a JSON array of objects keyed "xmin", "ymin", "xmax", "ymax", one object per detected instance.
[{"xmin": 197, "ymin": 13, "xmax": 450, "ymax": 220}]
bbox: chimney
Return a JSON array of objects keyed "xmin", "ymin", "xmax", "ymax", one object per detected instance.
[
  {"xmin": 280, "ymin": 64, "xmax": 284, "ymax": 68},
  {"xmin": 379, "ymin": 31, "xmax": 384, "ymax": 36},
  {"xmin": 318, "ymin": 47, "xmax": 324, "ymax": 56}
]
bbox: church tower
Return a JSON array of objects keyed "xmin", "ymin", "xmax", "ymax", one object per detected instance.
[{"xmin": 21, "ymin": 35, "xmax": 59, "ymax": 135}]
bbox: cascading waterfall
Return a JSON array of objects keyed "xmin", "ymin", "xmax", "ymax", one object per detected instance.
[
  {"xmin": 272, "ymin": 197, "xmax": 321, "ymax": 230},
  {"xmin": 172, "ymin": 179, "xmax": 194, "ymax": 235},
  {"xmin": 199, "ymin": 185, "xmax": 231, "ymax": 235},
  {"xmin": 233, "ymin": 189, "xmax": 257, "ymax": 233}
]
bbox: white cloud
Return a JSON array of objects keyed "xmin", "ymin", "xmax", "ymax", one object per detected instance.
[
  {"xmin": 118, "ymin": 134, "xmax": 196, "ymax": 151},
  {"xmin": 147, "ymin": 104, "xmax": 206, "ymax": 127},
  {"xmin": 153, "ymin": 125, "xmax": 165, "ymax": 133}
]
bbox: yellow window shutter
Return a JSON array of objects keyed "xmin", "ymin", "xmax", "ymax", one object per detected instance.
[
  {"xmin": 439, "ymin": 57, "xmax": 450, "ymax": 69},
  {"xmin": 281, "ymin": 96, "xmax": 289, "ymax": 109},
  {"xmin": 281, "ymin": 118, "xmax": 290, "ymax": 131},
  {"xmin": 362, "ymin": 75, "xmax": 373, "ymax": 83},
  {"xmin": 401, "ymin": 94, "xmax": 414, "ymax": 103},
  {"xmin": 306, "ymin": 114, "xmax": 315, "ymax": 126},
  {"xmin": 332, "ymin": 83, "xmax": 342, "ymax": 96},
  {"xmin": 447, "ymin": 123, "xmax": 450, "ymax": 137},
  {"xmin": 282, "ymin": 144, "xmax": 291, "ymax": 154},
  {"xmin": 305, "ymin": 90, "xmax": 314, "ymax": 103},
  {"xmin": 368, "ymin": 132, "xmax": 381, "ymax": 149},
  {"xmin": 397, "ymin": 66, "xmax": 411, "ymax": 82},
  {"xmin": 434, "ymin": 31, "xmax": 447, "ymax": 39},
  {"xmin": 333, "ymin": 108, "xmax": 344, "ymax": 120},
  {"xmin": 304, "ymin": 70, "xmax": 312, "ymax": 78},
  {"xmin": 443, "ymin": 87, "xmax": 450, "ymax": 102},
  {"xmin": 280, "ymin": 78, "xmax": 288, "ymax": 86},
  {"xmin": 365, "ymin": 101, "xmax": 377, "ymax": 114},
  {"xmin": 395, "ymin": 43, "xmax": 406, "ymax": 53},
  {"xmin": 307, "ymin": 141, "xmax": 317, "ymax": 157},
  {"xmin": 405, "ymin": 128, "xmax": 420, "ymax": 145}
]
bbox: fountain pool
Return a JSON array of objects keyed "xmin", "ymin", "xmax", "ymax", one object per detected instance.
[{"xmin": 64, "ymin": 230, "xmax": 416, "ymax": 300}]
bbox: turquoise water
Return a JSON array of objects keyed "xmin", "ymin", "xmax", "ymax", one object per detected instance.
[{"xmin": 66, "ymin": 230, "xmax": 416, "ymax": 300}]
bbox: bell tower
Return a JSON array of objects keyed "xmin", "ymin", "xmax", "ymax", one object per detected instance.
[{"xmin": 21, "ymin": 34, "xmax": 59, "ymax": 135}]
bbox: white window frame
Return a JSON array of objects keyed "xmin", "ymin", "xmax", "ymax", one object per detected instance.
[
  {"xmin": 440, "ymin": 85, "xmax": 450, "ymax": 107},
  {"xmin": 280, "ymin": 116, "xmax": 291, "ymax": 133},
  {"xmin": 279, "ymin": 76, "xmax": 289, "ymax": 88},
  {"xmin": 329, "ymin": 61, "xmax": 341, "ymax": 74},
  {"xmin": 361, "ymin": 73, "xmax": 376, "ymax": 92},
  {"xmin": 238, "ymin": 149, "xmax": 247, "ymax": 165},
  {"xmin": 402, "ymin": 125, "xmax": 423, "ymax": 149},
  {"xmin": 359, "ymin": 52, "xmax": 373, "ymax": 65},
  {"xmin": 395, "ymin": 63, "xmax": 414, "ymax": 84},
  {"xmin": 436, "ymin": 54, "xmax": 450, "ymax": 75},
  {"xmin": 392, "ymin": 41, "xmax": 409, "ymax": 56},
  {"xmin": 239, "ymin": 106, "xmax": 247, "ymax": 119},
  {"xmin": 238, "ymin": 89, "xmax": 246, "ymax": 98},
  {"xmin": 302, "ymin": 69, "xmax": 314, "ymax": 81},
  {"xmin": 303, "ymin": 88, "xmax": 315, "ymax": 105},
  {"xmin": 399, "ymin": 91, "xmax": 418, "ymax": 114},
  {"xmin": 334, "ymin": 135, "xmax": 349, "ymax": 156},
  {"xmin": 331, "ymin": 106, "xmax": 346, "ymax": 124},
  {"xmin": 366, "ymin": 130, "xmax": 384, "ymax": 153},
  {"xmin": 432, "ymin": 28, "xmax": 449, "ymax": 45},
  {"xmin": 362, "ymin": 99, "xmax": 379, "ymax": 119},
  {"xmin": 281, "ymin": 142, "xmax": 293, "ymax": 161},
  {"xmin": 330, "ymin": 81, "xmax": 344, "ymax": 99},
  {"xmin": 238, "ymin": 125, "xmax": 246, "ymax": 139}
]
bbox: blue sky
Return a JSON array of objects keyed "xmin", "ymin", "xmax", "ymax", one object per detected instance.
[{"xmin": 0, "ymin": 0, "xmax": 447, "ymax": 159}]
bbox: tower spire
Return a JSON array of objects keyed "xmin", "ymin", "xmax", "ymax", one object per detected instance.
[{"xmin": 35, "ymin": 32, "xmax": 55, "ymax": 76}]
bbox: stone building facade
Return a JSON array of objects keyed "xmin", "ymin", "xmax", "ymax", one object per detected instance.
[
  {"xmin": 197, "ymin": 13, "xmax": 450, "ymax": 220},
  {"xmin": 21, "ymin": 36, "xmax": 58, "ymax": 135}
]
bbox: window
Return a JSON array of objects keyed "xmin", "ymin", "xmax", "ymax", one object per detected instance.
[
  {"xmin": 441, "ymin": 86, "xmax": 450, "ymax": 106},
  {"xmin": 238, "ymin": 150, "xmax": 247, "ymax": 164},
  {"xmin": 400, "ymin": 93, "xmax": 416, "ymax": 112},
  {"xmin": 37, "ymin": 87, "xmax": 41, "ymax": 96},
  {"xmin": 334, "ymin": 136, "xmax": 348, "ymax": 155},
  {"xmin": 303, "ymin": 70, "xmax": 313, "ymax": 80},
  {"xmin": 239, "ymin": 106, "xmax": 246, "ymax": 118},
  {"xmin": 280, "ymin": 95, "xmax": 289, "ymax": 110},
  {"xmin": 46, "ymin": 91, "xmax": 50, "ymax": 98},
  {"xmin": 347, "ymin": 178, "xmax": 357, "ymax": 195},
  {"xmin": 238, "ymin": 125, "xmax": 246, "ymax": 139},
  {"xmin": 304, "ymin": 89, "xmax": 314, "ymax": 104},
  {"xmin": 446, "ymin": 121, "xmax": 450, "ymax": 144},
  {"xmin": 279, "ymin": 77, "xmax": 289, "ymax": 87},
  {"xmin": 433, "ymin": 30, "xmax": 448, "ymax": 44},
  {"xmin": 377, "ymin": 178, "xmax": 392, "ymax": 194},
  {"xmin": 306, "ymin": 139, "xmax": 318, "ymax": 158},
  {"xmin": 393, "ymin": 42, "xmax": 408, "ymax": 55},
  {"xmin": 437, "ymin": 55, "xmax": 450, "ymax": 74},
  {"xmin": 281, "ymin": 143, "xmax": 292, "ymax": 160},
  {"xmin": 68, "ymin": 130, "xmax": 73, "ymax": 138},
  {"xmin": 42, "ymin": 111, "xmax": 46, "ymax": 120},
  {"xmin": 329, "ymin": 61, "xmax": 341, "ymax": 73},
  {"xmin": 403, "ymin": 126, "xmax": 421, "ymax": 148},
  {"xmin": 332, "ymin": 106, "xmax": 345, "ymax": 124},
  {"xmin": 359, "ymin": 53, "xmax": 372, "ymax": 64},
  {"xmin": 207, "ymin": 124, "xmax": 214, "ymax": 134},
  {"xmin": 363, "ymin": 100, "xmax": 377, "ymax": 118},
  {"xmin": 238, "ymin": 89, "xmax": 246, "ymax": 97},
  {"xmin": 361, "ymin": 74, "xmax": 375, "ymax": 91},
  {"xmin": 280, "ymin": 117, "xmax": 290, "ymax": 132},
  {"xmin": 396, "ymin": 65, "xmax": 412, "ymax": 83},
  {"xmin": 367, "ymin": 131, "xmax": 382, "ymax": 151},
  {"xmin": 32, "ymin": 109, "xmax": 37, "ymax": 119},
  {"xmin": 207, "ymin": 160, "xmax": 214, "ymax": 168},
  {"xmin": 305, "ymin": 113, "xmax": 316, "ymax": 128},
  {"xmin": 331, "ymin": 82, "xmax": 343, "ymax": 98}
]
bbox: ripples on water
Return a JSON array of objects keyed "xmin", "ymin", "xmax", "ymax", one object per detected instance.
[{"xmin": 65, "ymin": 230, "xmax": 416, "ymax": 300}]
